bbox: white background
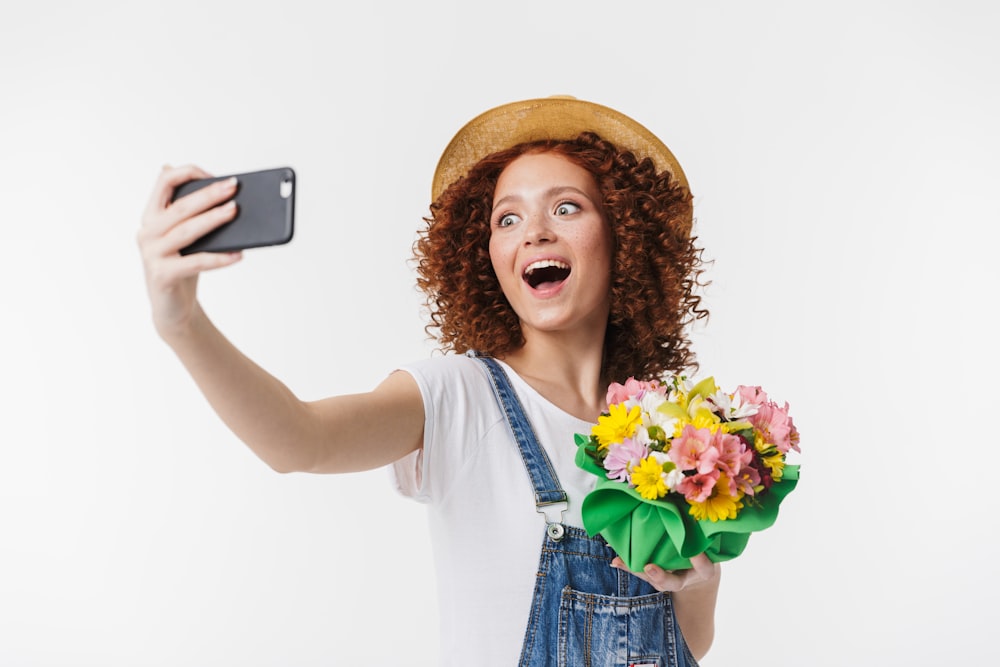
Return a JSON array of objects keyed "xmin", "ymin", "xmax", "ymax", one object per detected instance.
[{"xmin": 2, "ymin": 1, "xmax": 997, "ymax": 664}]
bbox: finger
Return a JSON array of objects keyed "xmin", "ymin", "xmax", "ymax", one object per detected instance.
[
  {"xmin": 142, "ymin": 174, "xmax": 237, "ymax": 241},
  {"xmin": 138, "ymin": 196, "xmax": 237, "ymax": 259},
  {"xmin": 149, "ymin": 250, "xmax": 244, "ymax": 288},
  {"xmin": 612, "ymin": 557, "xmax": 677, "ymax": 590},
  {"xmin": 156, "ymin": 200, "xmax": 238, "ymax": 256},
  {"xmin": 176, "ymin": 250, "xmax": 244, "ymax": 275},
  {"xmin": 640, "ymin": 563, "xmax": 691, "ymax": 592},
  {"xmin": 143, "ymin": 164, "xmax": 214, "ymax": 220},
  {"xmin": 611, "ymin": 556, "xmax": 701, "ymax": 593},
  {"xmin": 152, "ymin": 175, "xmax": 239, "ymax": 239},
  {"xmin": 687, "ymin": 553, "xmax": 718, "ymax": 581}
]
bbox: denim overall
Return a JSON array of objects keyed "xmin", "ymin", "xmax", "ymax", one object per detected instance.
[{"xmin": 475, "ymin": 356, "xmax": 699, "ymax": 667}]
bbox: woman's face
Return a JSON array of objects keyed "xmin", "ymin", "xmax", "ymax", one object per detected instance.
[{"xmin": 488, "ymin": 151, "xmax": 613, "ymax": 340}]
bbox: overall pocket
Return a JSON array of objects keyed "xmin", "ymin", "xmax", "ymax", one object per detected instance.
[{"xmin": 556, "ymin": 587, "xmax": 696, "ymax": 667}]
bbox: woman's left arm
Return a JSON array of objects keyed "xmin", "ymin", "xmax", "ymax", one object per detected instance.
[{"xmin": 610, "ymin": 554, "xmax": 721, "ymax": 661}]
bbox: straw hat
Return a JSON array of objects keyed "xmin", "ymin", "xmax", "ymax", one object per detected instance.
[{"xmin": 431, "ymin": 95, "xmax": 689, "ymax": 203}]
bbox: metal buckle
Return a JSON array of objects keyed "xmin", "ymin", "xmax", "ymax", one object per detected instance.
[{"xmin": 537, "ymin": 501, "xmax": 568, "ymax": 542}]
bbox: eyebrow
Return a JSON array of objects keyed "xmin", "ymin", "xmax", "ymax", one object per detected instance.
[{"xmin": 491, "ymin": 186, "xmax": 593, "ymax": 215}]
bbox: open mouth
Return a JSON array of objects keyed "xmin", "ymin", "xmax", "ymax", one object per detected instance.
[{"xmin": 524, "ymin": 259, "xmax": 571, "ymax": 290}]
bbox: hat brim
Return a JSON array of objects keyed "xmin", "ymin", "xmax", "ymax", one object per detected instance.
[{"xmin": 431, "ymin": 96, "xmax": 689, "ymax": 203}]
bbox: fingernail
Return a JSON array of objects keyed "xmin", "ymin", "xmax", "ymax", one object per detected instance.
[
  {"xmin": 644, "ymin": 565, "xmax": 657, "ymax": 575},
  {"xmin": 221, "ymin": 176, "xmax": 238, "ymax": 189}
]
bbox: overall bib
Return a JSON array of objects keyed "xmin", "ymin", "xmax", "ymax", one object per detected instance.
[{"xmin": 475, "ymin": 356, "xmax": 699, "ymax": 667}]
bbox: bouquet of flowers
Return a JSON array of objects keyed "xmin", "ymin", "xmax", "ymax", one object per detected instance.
[{"xmin": 575, "ymin": 374, "xmax": 800, "ymax": 571}]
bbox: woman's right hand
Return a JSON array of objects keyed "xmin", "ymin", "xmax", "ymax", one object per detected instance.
[
  {"xmin": 137, "ymin": 165, "xmax": 244, "ymax": 340},
  {"xmin": 135, "ymin": 165, "xmax": 426, "ymax": 475}
]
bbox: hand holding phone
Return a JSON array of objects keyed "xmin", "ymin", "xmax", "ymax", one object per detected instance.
[{"xmin": 172, "ymin": 167, "xmax": 295, "ymax": 255}]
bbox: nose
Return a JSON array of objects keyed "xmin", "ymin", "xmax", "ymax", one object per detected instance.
[{"xmin": 522, "ymin": 211, "xmax": 555, "ymax": 245}]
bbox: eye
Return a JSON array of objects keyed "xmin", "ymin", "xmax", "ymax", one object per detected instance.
[
  {"xmin": 555, "ymin": 202, "xmax": 581, "ymax": 216},
  {"xmin": 495, "ymin": 212, "xmax": 521, "ymax": 228}
]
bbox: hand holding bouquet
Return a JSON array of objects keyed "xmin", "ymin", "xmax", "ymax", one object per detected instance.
[{"xmin": 575, "ymin": 375, "xmax": 800, "ymax": 571}]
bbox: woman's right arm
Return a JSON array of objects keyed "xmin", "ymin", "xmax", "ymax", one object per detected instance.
[{"xmin": 137, "ymin": 166, "xmax": 424, "ymax": 474}]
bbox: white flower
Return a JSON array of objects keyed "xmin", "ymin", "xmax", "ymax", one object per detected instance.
[
  {"xmin": 633, "ymin": 423, "xmax": 653, "ymax": 447},
  {"xmin": 639, "ymin": 392, "xmax": 677, "ymax": 431},
  {"xmin": 664, "ymin": 467, "xmax": 686, "ymax": 491},
  {"xmin": 709, "ymin": 389, "xmax": 759, "ymax": 420},
  {"xmin": 673, "ymin": 376, "xmax": 695, "ymax": 394},
  {"xmin": 650, "ymin": 450, "xmax": 672, "ymax": 466},
  {"xmin": 649, "ymin": 451, "xmax": 685, "ymax": 491}
]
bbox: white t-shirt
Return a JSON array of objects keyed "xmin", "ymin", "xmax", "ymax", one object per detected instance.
[{"xmin": 390, "ymin": 354, "xmax": 598, "ymax": 666}]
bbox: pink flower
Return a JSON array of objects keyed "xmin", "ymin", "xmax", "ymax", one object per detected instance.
[
  {"xmin": 606, "ymin": 377, "xmax": 666, "ymax": 406},
  {"xmin": 733, "ymin": 463, "xmax": 761, "ymax": 497},
  {"xmin": 752, "ymin": 401, "xmax": 800, "ymax": 454},
  {"xmin": 712, "ymin": 431, "xmax": 751, "ymax": 479},
  {"xmin": 669, "ymin": 424, "xmax": 718, "ymax": 474},
  {"xmin": 738, "ymin": 385, "xmax": 800, "ymax": 454},
  {"xmin": 678, "ymin": 471, "xmax": 719, "ymax": 503},
  {"xmin": 603, "ymin": 438, "xmax": 648, "ymax": 484},
  {"xmin": 737, "ymin": 384, "xmax": 769, "ymax": 406}
]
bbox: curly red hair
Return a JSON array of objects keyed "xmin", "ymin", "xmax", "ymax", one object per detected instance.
[{"xmin": 414, "ymin": 131, "xmax": 708, "ymax": 382}]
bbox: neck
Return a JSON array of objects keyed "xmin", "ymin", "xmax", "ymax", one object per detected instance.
[{"xmin": 497, "ymin": 327, "xmax": 608, "ymax": 421}]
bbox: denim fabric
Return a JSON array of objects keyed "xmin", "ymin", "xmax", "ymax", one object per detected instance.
[{"xmin": 475, "ymin": 356, "xmax": 698, "ymax": 667}]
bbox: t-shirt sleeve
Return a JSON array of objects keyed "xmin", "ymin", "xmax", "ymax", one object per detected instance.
[
  {"xmin": 387, "ymin": 355, "xmax": 500, "ymax": 505},
  {"xmin": 388, "ymin": 364, "xmax": 434, "ymax": 503}
]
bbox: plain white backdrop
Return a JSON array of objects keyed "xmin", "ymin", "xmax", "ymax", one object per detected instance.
[{"xmin": 2, "ymin": 1, "xmax": 997, "ymax": 664}]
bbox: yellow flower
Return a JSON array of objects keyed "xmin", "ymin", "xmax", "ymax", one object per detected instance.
[
  {"xmin": 720, "ymin": 420, "xmax": 752, "ymax": 434},
  {"xmin": 592, "ymin": 403, "xmax": 642, "ymax": 449},
  {"xmin": 753, "ymin": 432, "xmax": 786, "ymax": 481},
  {"xmin": 688, "ymin": 474, "xmax": 745, "ymax": 522},
  {"xmin": 631, "ymin": 456, "xmax": 669, "ymax": 500},
  {"xmin": 763, "ymin": 452, "xmax": 786, "ymax": 482},
  {"xmin": 671, "ymin": 405, "xmax": 722, "ymax": 437}
]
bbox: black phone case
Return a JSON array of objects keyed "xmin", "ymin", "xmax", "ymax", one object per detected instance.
[{"xmin": 175, "ymin": 167, "xmax": 295, "ymax": 255}]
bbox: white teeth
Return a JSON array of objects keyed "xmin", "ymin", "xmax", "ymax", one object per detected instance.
[{"xmin": 524, "ymin": 259, "xmax": 570, "ymax": 275}]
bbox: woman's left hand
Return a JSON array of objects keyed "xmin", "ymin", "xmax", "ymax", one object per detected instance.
[{"xmin": 610, "ymin": 552, "xmax": 720, "ymax": 593}]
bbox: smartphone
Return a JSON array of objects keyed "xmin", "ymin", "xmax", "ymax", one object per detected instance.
[{"xmin": 174, "ymin": 167, "xmax": 295, "ymax": 255}]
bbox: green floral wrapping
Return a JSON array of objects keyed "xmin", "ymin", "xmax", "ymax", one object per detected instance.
[{"xmin": 575, "ymin": 441, "xmax": 800, "ymax": 571}]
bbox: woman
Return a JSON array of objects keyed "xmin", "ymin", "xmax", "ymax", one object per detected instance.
[{"xmin": 138, "ymin": 96, "xmax": 720, "ymax": 666}]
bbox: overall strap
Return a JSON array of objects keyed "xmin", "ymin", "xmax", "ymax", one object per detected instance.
[{"xmin": 471, "ymin": 353, "xmax": 569, "ymax": 540}]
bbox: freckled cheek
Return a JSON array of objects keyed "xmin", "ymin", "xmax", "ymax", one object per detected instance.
[
  {"xmin": 487, "ymin": 236, "xmax": 502, "ymax": 267},
  {"xmin": 578, "ymin": 234, "xmax": 613, "ymax": 272},
  {"xmin": 488, "ymin": 239, "xmax": 517, "ymax": 288}
]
